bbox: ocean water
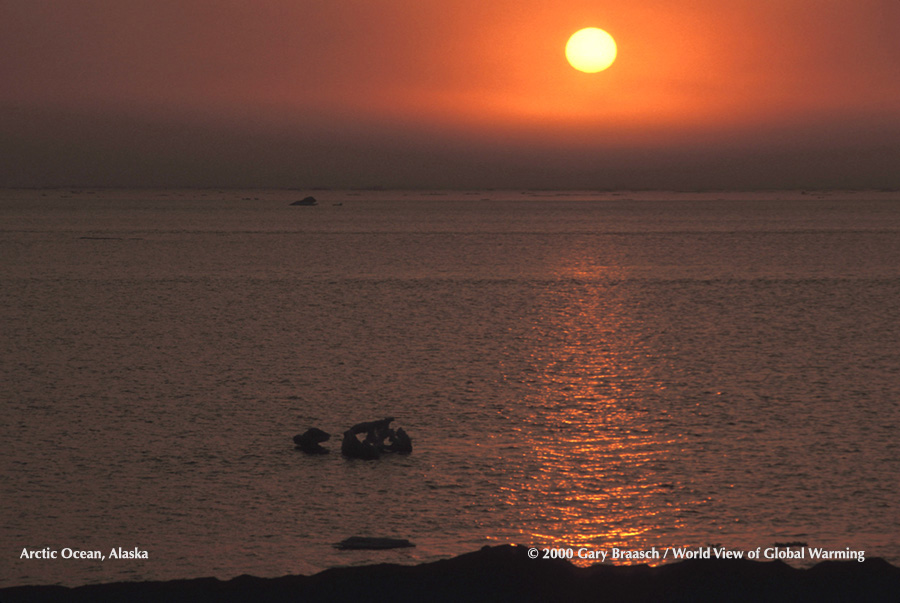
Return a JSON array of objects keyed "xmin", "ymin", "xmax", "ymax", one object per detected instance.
[{"xmin": 2, "ymin": 189, "xmax": 899, "ymax": 586}]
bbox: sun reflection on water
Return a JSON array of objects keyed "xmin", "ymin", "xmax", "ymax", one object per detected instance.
[{"xmin": 496, "ymin": 256, "xmax": 694, "ymax": 565}]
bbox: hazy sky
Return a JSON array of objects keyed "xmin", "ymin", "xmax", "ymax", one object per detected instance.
[{"xmin": 2, "ymin": 0, "xmax": 899, "ymax": 189}]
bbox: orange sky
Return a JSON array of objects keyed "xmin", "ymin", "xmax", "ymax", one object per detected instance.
[{"xmin": 2, "ymin": 0, "xmax": 899, "ymax": 188}]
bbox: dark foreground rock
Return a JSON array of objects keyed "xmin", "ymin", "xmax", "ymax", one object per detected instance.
[
  {"xmin": 3, "ymin": 545, "xmax": 899, "ymax": 603},
  {"xmin": 335, "ymin": 537, "xmax": 415, "ymax": 550}
]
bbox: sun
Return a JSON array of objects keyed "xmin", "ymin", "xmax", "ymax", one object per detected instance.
[{"xmin": 566, "ymin": 28, "xmax": 617, "ymax": 73}]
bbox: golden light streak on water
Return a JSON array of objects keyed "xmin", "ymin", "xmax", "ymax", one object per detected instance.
[{"xmin": 493, "ymin": 252, "xmax": 694, "ymax": 565}]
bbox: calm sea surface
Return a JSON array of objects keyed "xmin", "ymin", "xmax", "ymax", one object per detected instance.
[{"xmin": 2, "ymin": 189, "xmax": 899, "ymax": 586}]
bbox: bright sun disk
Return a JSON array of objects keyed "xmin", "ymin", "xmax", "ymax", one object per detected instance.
[{"xmin": 566, "ymin": 27, "xmax": 617, "ymax": 73}]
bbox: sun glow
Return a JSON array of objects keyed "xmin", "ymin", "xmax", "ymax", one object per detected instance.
[{"xmin": 566, "ymin": 28, "xmax": 617, "ymax": 73}]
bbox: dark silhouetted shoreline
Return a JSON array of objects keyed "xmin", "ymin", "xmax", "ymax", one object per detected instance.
[{"xmin": 3, "ymin": 545, "xmax": 899, "ymax": 602}]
